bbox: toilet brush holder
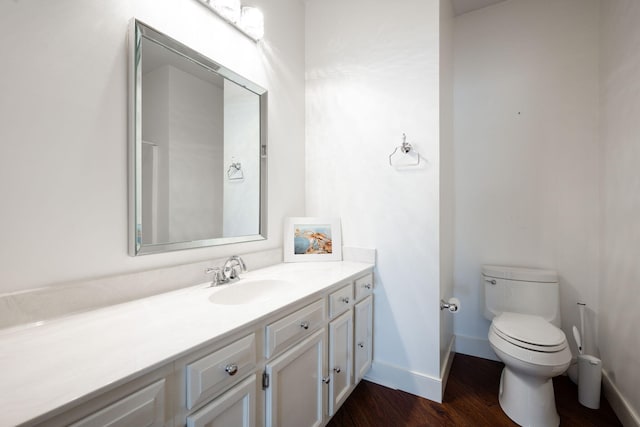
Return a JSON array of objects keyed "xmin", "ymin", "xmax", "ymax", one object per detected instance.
[{"xmin": 577, "ymin": 355, "xmax": 602, "ymax": 409}]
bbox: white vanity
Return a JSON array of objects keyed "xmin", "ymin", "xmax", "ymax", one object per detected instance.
[{"xmin": 0, "ymin": 261, "xmax": 374, "ymax": 427}]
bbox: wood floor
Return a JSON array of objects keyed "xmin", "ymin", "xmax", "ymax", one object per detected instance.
[{"xmin": 327, "ymin": 354, "xmax": 622, "ymax": 427}]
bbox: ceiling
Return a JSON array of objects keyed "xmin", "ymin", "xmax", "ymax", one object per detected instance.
[{"xmin": 451, "ymin": 0, "xmax": 507, "ymax": 16}]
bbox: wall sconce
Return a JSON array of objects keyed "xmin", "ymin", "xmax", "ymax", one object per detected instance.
[{"xmin": 199, "ymin": 0, "xmax": 264, "ymax": 41}]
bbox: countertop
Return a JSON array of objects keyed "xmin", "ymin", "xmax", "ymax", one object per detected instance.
[{"xmin": 0, "ymin": 261, "xmax": 374, "ymax": 426}]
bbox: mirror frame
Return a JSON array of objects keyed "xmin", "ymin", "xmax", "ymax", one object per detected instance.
[{"xmin": 128, "ymin": 19, "xmax": 268, "ymax": 256}]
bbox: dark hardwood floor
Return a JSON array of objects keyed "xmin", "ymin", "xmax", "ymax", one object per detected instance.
[{"xmin": 327, "ymin": 354, "xmax": 622, "ymax": 426}]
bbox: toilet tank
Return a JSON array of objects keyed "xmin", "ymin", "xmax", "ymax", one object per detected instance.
[{"xmin": 482, "ymin": 265, "xmax": 561, "ymax": 327}]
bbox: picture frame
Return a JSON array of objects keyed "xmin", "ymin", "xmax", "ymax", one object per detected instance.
[{"xmin": 284, "ymin": 217, "xmax": 342, "ymax": 262}]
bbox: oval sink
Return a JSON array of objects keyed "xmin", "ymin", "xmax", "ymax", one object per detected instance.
[{"xmin": 208, "ymin": 279, "xmax": 293, "ymax": 305}]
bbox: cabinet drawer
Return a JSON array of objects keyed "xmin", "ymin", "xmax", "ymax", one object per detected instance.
[
  {"xmin": 186, "ymin": 334, "xmax": 256, "ymax": 410},
  {"xmin": 70, "ymin": 379, "xmax": 165, "ymax": 427},
  {"xmin": 265, "ymin": 299, "xmax": 325, "ymax": 358},
  {"xmin": 354, "ymin": 273, "xmax": 374, "ymax": 301},
  {"xmin": 329, "ymin": 284, "xmax": 353, "ymax": 318}
]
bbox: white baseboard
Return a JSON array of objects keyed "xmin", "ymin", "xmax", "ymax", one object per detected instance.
[
  {"xmin": 440, "ymin": 335, "xmax": 456, "ymax": 397},
  {"xmin": 453, "ymin": 334, "xmax": 499, "ymax": 361},
  {"xmin": 364, "ymin": 361, "xmax": 443, "ymax": 403},
  {"xmin": 603, "ymin": 369, "xmax": 640, "ymax": 427},
  {"xmin": 364, "ymin": 336, "xmax": 455, "ymax": 404}
]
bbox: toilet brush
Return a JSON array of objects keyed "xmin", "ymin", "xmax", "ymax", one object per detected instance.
[{"xmin": 572, "ymin": 325, "xmax": 583, "ymax": 355}]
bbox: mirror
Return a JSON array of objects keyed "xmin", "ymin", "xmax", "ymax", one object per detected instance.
[{"xmin": 128, "ymin": 20, "xmax": 267, "ymax": 255}]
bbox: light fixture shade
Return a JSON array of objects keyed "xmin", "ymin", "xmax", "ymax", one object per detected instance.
[
  {"xmin": 211, "ymin": 0, "xmax": 241, "ymax": 23},
  {"xmin": 239, "ymin": 6, "xmax": 264, "ymax": 40}
]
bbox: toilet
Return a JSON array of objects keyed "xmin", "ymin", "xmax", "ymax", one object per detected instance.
[{"xmin": 483, "ymin": 265, "xmax": 571, "ymax": 427}]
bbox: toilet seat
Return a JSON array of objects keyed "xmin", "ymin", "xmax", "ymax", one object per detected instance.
[{"xmin": 492, "ymin": 312, "xmax": 568, "ymax": 353}]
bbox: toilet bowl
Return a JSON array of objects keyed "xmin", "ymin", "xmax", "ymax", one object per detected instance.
[
  {"xmin": 489, "ymin": 312, "xmax": 571, "ymax": 426},
  {"xmin": 482, "ymin": 265, "xmax": 570, "ymax": 427}
]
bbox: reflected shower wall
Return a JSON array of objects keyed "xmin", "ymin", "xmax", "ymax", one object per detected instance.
[{"xmin": 141, "ymin": 64, "xmax": 224, "ymax": 244}]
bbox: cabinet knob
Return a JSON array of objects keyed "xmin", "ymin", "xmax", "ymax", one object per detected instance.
[
  {"xmin": 322, "ymin": 376, "xmax": 331, "ymax": 384},
  {"xmin": 341, "ymin": 297, "xmax": 350, "ymax": 304},
  {"xmin": 224, "ymin": 364, "xmax": 239, "ymax": 376},
  {"xmin": 364, "ymin": 283, "xmax": 372, "ymax": 289},
  {"xmin": 300, "ymin": 321, "xmax": 310, "ymax": 330},
  {"xmin": 333, "ymin": 366, "xmax": 341, "ymax": 373},
  {"xmin": 357, "ymin": 342, "xmax": 365, "ymax": 349}
]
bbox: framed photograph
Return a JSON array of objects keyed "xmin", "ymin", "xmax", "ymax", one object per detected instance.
[{"xmin": 284, "ymin": 217, "xmax": 342, "ymax": 262}]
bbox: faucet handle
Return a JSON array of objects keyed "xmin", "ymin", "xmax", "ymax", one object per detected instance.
[{"xmin": 205, "ymin": 267, "xmax": 224, "ymax": 287}]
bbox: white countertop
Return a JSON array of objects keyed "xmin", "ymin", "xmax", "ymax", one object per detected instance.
[{"xmin": 0, "ymin": 261, "xmax": 373, "ymax": 427}]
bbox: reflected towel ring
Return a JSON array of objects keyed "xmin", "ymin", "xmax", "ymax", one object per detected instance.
[
  {"xmin": 227, "ymin": 162, "xmax": 244, "ymax": 180},
  {"xmin": 388, "ymin": 133, "xmax": 421, "ymax": 166}
]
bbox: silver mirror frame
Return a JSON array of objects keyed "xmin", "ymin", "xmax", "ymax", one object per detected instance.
[{"xmin": 128, "ymin": 19, "xmax": 268, "ymax": 256}]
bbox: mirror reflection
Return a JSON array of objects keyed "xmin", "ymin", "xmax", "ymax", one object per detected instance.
[{"xmin": 129, "ymin": 20, "xmax": 267, "ymax": 255}]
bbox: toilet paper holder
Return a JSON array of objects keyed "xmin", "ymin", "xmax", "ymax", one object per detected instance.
[{"xmin": 440, "ymin": 297, "xmax": 460, "ymax": 313}]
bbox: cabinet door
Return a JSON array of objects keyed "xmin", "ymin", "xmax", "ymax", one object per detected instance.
[
  {"xmin": 354, "ymin": 296, "xmax": 373, "ymax": 384},
  {"xmin": 186, "ymin": 375, "xmax": 256, "ymax": 427},
  {"xmin": 264, "ymin": 329, "xmax": 326, "ymax": 427},
  {"xmin": 328, "ymin": 310, "xmax": 353, "ymax": 416}
]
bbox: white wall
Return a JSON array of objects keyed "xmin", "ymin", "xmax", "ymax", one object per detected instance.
[
  {"xmin": 0, "ymin": 0, "xmax": 305, "ymax": 294},
  {"xmin": 600, "ymin": 0, "xmax": 640, "ymax": 422},
  {"xmin": 305, "ymin": 0, "xmax": 448, "ymax": 401},
  {"xmin": 453, "ymin": 0, "xmax": 600, "ymax": 359}
]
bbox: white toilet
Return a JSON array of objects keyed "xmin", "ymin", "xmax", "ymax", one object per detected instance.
[{"xmin": 483, "ymin": 265, "xmax": 571, "ymax": 427}]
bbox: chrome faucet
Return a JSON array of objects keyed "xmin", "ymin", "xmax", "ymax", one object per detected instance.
[
  {"xmin": 223, "ymin": 255, "xmax": 247, "ymax": 281},
  {"xmin": 205, "ymin": 255, "xmax": 247, "ymax": 287}
]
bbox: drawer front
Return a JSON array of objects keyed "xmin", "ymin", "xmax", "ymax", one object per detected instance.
[
  {"xmin": 329, "ymin": 284, "xmax": 353, "ymax": 318},
  {"xmin": 265, "ymin": 299, "xmax": 325, "ymax": 358},
  {"xmin": 186, "ymin": 334, "xmax": 256, "ymax": 410},
  {"xmin": 354, "ymin": 273, "xmax": 374, "ymax": 301},
  {"xmin": 70, "ymin": 379, "xmax": 165, "ymax": 427}
]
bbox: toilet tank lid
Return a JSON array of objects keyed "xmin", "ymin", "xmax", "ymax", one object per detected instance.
[{"xmin": 482, "ymin": 265, "xmax": 558, "ymax": 283}]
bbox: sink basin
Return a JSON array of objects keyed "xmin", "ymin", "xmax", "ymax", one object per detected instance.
[{"xmin": 208, "ymin": 279, "xmax": 293, "ymax": 305}]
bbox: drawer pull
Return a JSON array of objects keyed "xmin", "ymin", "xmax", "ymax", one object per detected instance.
[
  {"xmin": 224, "ymin": 364, "xmax": 239, "ymax": 376},
  {"xmin": 341, "ymin": 297, "xmax": 350, "ymax": 304},
  {"xmin": 363, "ymin": 283, "xmax": 372, "ymax": 289},
  {"xmin": 333, "ymin": 366, "xmax": 341, "ymax": 373},
  {"xmin": 357, "ymin": 342, "xmax": 365, "ymax": 348},
  {"xmin": 300, "ymin": 321, "xmax": 310, "ymax": 330}
]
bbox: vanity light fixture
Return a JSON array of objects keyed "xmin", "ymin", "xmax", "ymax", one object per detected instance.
[{"xmin": 199, "ymin": 0, "xmax": 264, "ymax": 41}]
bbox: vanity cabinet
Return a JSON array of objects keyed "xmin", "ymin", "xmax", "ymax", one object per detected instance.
[{"xmin": 17, "ymin": 266, "xmax": 374, "ymax": 427}]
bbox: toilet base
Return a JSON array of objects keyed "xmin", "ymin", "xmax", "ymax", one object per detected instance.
[{"xmin": 499, "ymin": 366, "xmax": 560, "ymax": 427}]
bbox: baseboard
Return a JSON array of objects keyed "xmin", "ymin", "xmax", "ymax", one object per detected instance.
[
  {"xmin": 453, "ymin": 334, "xmax": 499, "ymax": 361},
  {"xmin": 364, "ymin": 361, "xmax": 443, "ymax": 403},
  {"xmin": 603, "ymin": 369, "xmax": 640, "ymax": 427},
  {"xmin": 440, "ymin": 335, "xmax": 456, "ymax": 397}
]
